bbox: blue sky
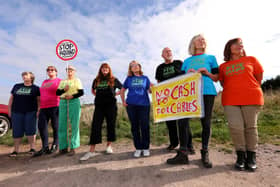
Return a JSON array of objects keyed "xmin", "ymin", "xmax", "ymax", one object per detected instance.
[{"xmin": 0, "ymin": 0, "xmax": 279, "ymax": 104}]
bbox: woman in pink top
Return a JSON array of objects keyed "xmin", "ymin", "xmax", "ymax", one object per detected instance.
[{"xmin": 33, "ymin": 66, "xmax": 61, "ymax": 157}]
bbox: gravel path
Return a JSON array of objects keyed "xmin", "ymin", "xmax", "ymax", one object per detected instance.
[{"xmin": 0, "ymin": 142, "xmax": 279, "ymax": 187}]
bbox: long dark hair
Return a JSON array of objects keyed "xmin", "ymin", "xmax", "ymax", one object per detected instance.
[
  {"xmin": 95, "ymin": 63, "xmax": 115, "ymax": 88},
  {"xmin": 224, "ymin": 38, "xmax": 246, "ymax": 61}
]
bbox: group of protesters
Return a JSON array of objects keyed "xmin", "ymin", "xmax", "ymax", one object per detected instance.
[{"xmin": 8, "ymin": 34, "xmax": 263, "ymax": 172}]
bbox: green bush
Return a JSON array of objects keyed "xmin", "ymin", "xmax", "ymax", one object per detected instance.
[{"xmin": 1, "ymin": 91, "xmax": 279, "ymax": 147}]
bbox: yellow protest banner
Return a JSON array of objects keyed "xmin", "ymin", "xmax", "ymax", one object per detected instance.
[{"xmin": 152, "ymin": 73, "xmax": 204, "ymax": 123}]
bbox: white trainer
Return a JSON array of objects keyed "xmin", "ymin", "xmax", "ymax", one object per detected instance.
[
  {"xmin": 143, "ymin": 149, "xmax": 150, "ymax": 157},
  {"xmin": 80, "ymin": 152, "xmax": 98, "ymax": 161},
  {"xmin": 134, "ymin": 150, "xmax": 142, "ymax": 158},
  {"xmin": 106, "ymin": 146, "xmax": 113, "ymax": 154}
]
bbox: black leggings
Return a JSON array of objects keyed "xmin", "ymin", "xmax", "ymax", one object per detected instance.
[
  {"xmin": 184, "ymin": 95, "xmax": 215, "ymax": 150},
  {"xmin": 38, "ymin": 107, "xmax": 59, "ymax": 148}
]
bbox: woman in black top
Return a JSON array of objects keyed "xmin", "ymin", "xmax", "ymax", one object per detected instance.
[
  {"xmin": 8, "ymin": 72, "xmax": 40, "ymax": 157},
  {"xmin": 80, "ymin": 63, "xmax": 122, "ymax": 161}
]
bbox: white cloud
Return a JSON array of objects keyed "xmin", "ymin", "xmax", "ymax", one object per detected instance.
[{"xmin": 0, "ymin": 0, "xmax": 279, "ymax": 104}]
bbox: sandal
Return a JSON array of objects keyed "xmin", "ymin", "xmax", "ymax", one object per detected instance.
[
  {"xmin": 28, "ymin": 149, "xmax": 36, "ymax": 155},
  {"xmin": 9, "ymin": 151, "xmax": 18, "ymax": 157}
]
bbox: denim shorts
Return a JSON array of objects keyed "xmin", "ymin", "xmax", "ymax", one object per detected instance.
[{"xmin": 11, "ymin": 111, "xmax": 37, "ymax": 138}]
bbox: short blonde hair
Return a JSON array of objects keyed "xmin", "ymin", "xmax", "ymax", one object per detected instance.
[
  {"xmin": 127, "ymin": 60, "xmax": 143, "ymax": 76},
  {"xmin": 188, "ymin": 34, "xmax": 207, "ymax": 55},
  {"xmin": 21, "ymin": 72, "xmax": 35, "ymax": 84}
]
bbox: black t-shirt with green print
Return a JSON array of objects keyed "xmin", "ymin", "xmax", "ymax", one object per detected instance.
[
  {"xmin": 92, "ymin": 78, "xmax": 122, "ymax": 105},
  {"xmin": 11, "ymin": 83, "xmax": 40, "ymax": 113},
  {"xmin": 155, "ymin": 60, "xmax": 184, "ymax": 82}
]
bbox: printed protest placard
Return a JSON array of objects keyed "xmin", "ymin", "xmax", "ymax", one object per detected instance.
[
  {"xmin": 56, "ymin": 39, "xmax": 78, "ymax": 61},
  {"xmin": 152, "ymin": 73, "xmax": 204, "ymax": 123}
]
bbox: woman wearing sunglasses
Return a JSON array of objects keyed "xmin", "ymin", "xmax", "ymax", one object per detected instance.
[{"xmin": 34, "ymin": 66, "xmax": 61, "ymax": 157}]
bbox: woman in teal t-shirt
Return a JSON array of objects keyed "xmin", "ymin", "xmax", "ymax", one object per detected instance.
[{"xmin": 181, "ymin": 34, "xmax": 219, "ymax": 168}]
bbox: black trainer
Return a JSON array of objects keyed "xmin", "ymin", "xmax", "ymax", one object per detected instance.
[
  {"xmin": 33, "ymin": 147, "xmax": 49, "ymax": 157},
  {"xmin": 166, "ymin": 144, "xmax": 178, "ymax": 151},
  {"xmin": 48, "ymin": 144, "xmax": 58, "ymax": 154},
  {"xmin": 166, "ymin": 150, "xmax": 189, "ymax": 165},
  {"xmin": 28, "ymin": 148, "xmax": 36, "ymax": 156}
]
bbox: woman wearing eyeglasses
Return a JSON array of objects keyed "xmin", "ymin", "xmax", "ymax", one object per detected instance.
[
  {"xmin": 56, "ymin": 65, "xmax": 84, "ymax": 156},
  {"xmin": 33, "ymin": 66, "xmax": 61, "ymax": 157}
]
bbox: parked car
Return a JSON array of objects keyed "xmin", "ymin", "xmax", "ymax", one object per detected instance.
[{"xmin": 0, "ymin": 104, "xmax": 11, "ymax": 137}]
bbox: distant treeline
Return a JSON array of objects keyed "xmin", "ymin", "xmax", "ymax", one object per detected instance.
[{"xmin": 261, "ymin": 75, "xmax": 280, "ymax": 91}]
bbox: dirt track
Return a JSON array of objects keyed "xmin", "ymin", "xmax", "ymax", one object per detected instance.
[{"xmin": 0, "ymin": 142, "xmax": 279, "ymax": 187}]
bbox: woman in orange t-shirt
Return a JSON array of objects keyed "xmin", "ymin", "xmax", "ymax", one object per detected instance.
[{"xmin": 219, "ymin": 38, "xmax": 264, "ymax": 172}]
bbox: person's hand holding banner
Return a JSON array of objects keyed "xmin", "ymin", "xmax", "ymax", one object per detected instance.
[
  {"xmin": 151, "ymin": 73, "xmax": 204, "ymax": 123},
  {"xmin": 187, "ymin": 69, "xmax": 196, "ymax": 73},
  {"xmin": 197, "ymin": 67, "xmax": 209, "ymax": 76}
]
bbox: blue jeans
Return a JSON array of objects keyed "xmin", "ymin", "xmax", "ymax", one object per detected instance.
[{"xmin": 126, "ymin": 105, "xmax": 150, "ymax": 150}]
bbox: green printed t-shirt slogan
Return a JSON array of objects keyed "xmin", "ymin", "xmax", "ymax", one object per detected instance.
[
  {"xmin": 163, "ymin": 66, "xmax": 175, "ymax": 77},
  {"xmin": 225, "ymin": 63, "xmax": 245, "ymax": 76},
  {"xmin": 16, "ymin": 87, "xmax": 32, "ymax": 95}
]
